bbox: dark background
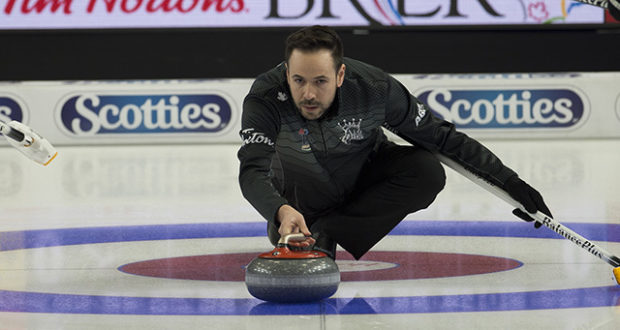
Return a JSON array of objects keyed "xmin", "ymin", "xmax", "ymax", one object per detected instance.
[{"xmin": 1, "ymin": 25, "xmax": 619, "ymax": 81}]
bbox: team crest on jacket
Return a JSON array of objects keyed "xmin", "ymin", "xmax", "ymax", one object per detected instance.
[
  {"xmin": 338, "ymin": 118, "xmax": 364, "ymax": 144},
  {"xmin": 277, "ymin": 92, "xmax": 288, "ymax": 102}
]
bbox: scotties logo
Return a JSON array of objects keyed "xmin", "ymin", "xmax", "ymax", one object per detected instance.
[
  {"xmin": 58, "ymin": 93, "xmax": 232, "ymax": 136},
  {"xmin": 0, "ymin": 95, "xmax": 27, "ymax": 123},
  {"xmin": 416, "ymin": 88, "xmax": 587, "ymax": 129}
]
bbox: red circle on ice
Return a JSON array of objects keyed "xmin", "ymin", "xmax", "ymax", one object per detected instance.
[{"xmin": 119, "ymin": 251, "xmax": 522, "ymax": 281}]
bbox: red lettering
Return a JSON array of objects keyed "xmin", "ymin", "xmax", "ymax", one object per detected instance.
[
  {"xmin": 87, "ymin": 0, "xmax": 117, "ymax": 13},
  {"xmin": 85, "ymin": 0, "xmax": 244, "ymax": 14},
  {"xmin": 145, "ymin": 0, "xmax": 161, "ymax": 11},
  {"xmin": 224, "ymin": 0, "xmax": 243, "ymax": 13},
  {"xmin": 5, "ymin": 0, "xmax": 73, "ymax": 14},
  {"xmin": 146, "ymin": 0, "xmax": 199, "ymax": 13},
  {"xmin": 201, "ymin": 0, "xmax": 217, "ymax": 11},
  {"xmin": 202, "ymin": 0, "xmax": 243, "ymax": 12},
  {"xmin": 229, "ymin": 0, "xmax": 243, "ymax": 12},
  {"xmin": 121, "ymin": 0, "xmax": 142, "ymax": 13},
  {"xmin": 174, "ymin": 0, "xmax": 200, "ymax": 13},
  {"xmin": 4, "ymin": 0, "xmax": 17, "ymax": 14},
  {"xmin": 145, "ymin": 0, "xmax": 165, "ymax": 12}
]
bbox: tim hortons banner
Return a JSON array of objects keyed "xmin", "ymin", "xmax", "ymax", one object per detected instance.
[{"xmin": 0, "ymin": 0, "xmax": 609, "ymax": 30}]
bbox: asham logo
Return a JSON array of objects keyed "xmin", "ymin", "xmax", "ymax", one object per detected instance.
[
  {"xmin": 416, "ymin": 88, "xmax": 587, "ymax": 129},
  {"xmin": 58, "ymin": 93, "xmax": 232, "ymax": 136},
  {"xmin": 0, "ymin": 94, "xmax": 27, "ymax": 123}
]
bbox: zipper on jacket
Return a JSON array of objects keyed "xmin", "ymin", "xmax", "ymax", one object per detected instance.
[{"xmin": 318, "ymin": 121, "xmax": 328, "ymax": 156}]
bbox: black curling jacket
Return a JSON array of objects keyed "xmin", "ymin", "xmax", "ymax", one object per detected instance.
[{"xmin": 238, "ymin": 58, "xmax": 516, "ymax": 224}]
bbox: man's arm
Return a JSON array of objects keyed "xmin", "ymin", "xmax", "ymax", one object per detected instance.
[
  {"xmin": 238, "ymin": 97, "xmax": 316, "ymax": 242},
  {"xmin": 383, "ymin": 75, "xmax": 515, "ymax": 186},
  {"xmin": 383, "ymin": 75, "xmax": 552, "ymax": 224},
  {"xmin": 238, "ymin": 97, "xmax": 288, "ymax": 223}
]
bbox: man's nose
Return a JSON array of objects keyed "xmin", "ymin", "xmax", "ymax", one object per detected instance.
[{"xmin": 302, "ymin": 84, "xmax": 317, "ymax": 100}]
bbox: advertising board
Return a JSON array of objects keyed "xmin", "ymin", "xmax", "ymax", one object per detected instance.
[{"xmin": 0, "ymin": 0, "xmax": 609, "ymax": 30}]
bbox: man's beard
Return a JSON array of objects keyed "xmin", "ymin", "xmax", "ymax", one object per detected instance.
[{"xmin": 297, "ymin": 100, "xmax": 326, "ymax": 120}]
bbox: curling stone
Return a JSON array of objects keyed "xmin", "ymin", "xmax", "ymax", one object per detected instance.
[{"xmin": 245, "ymin": 233, "xmax": 340, "ymax": 303}]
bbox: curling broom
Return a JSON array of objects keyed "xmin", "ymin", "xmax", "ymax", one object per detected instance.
[{"xmin": 435, "ymin": 153, "xmax": 620, "ymax": 285}]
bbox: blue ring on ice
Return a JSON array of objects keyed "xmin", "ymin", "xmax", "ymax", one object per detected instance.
[{"xmin": 1, "ymin": 221, "xmax": 619, "ymax": 315}]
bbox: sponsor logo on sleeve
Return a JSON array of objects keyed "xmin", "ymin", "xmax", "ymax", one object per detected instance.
[
  {"xmin": 57, "ymin": 93, "xmax": 233, "ymax": 137},
  {"xmin": 414, "ymin": 102, "xmax": 427, "ymax": 126},
  {"xmin": 240, "ymin": 128, "xmax": 274, "ymax": 146},
  {"xmin": 416, "ymin": 88, "xmax": 588, "ymax": 129}
]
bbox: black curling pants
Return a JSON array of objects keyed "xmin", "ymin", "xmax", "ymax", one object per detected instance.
[{"xmin": 269, "ymin": 143, "xmax": 446, "ymax": 260}]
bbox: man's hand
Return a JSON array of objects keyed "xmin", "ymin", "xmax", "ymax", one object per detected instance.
[
  {"xmin": 504, "ymin": 175, "xmax": 553, "ymax": 228},
  {"xmin": 276, "ymin": 204, "xmax": 315, "ymax": 247}
]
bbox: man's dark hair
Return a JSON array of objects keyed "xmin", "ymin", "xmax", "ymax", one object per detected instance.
[{"xmin": 285, "ymin": 25, "xmax": 344, "ymax": 72}]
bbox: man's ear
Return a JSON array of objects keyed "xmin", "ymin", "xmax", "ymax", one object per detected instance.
[{"xmin": 337, "ymin": 64, "xmax": 346, "ymax": 87}]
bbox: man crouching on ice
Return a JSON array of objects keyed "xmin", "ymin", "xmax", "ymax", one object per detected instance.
[{"xmin": 238, "ymin": 25, "xmax": 551, "ymax": 260}]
